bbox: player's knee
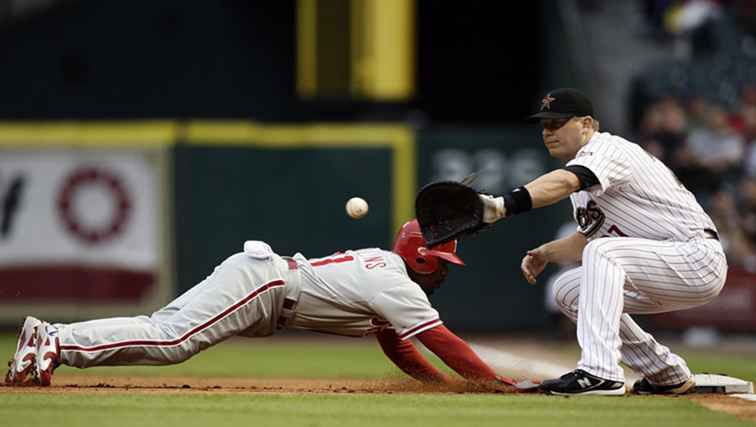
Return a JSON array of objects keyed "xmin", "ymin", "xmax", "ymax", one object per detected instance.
[
  {"xmin": 162, "ymin": 350, "xmax": 192, "ymax": 364},
  {"xmin": 552, "ymin": 273, "xmax": 580, "ymax": 315},
  {"xmin": 555, "ymin": 296, "xmax": 576, "ymax": 316}
]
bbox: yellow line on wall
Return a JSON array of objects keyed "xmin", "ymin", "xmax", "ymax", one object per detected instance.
[{"xmin": 0, "ymin": 121, "xmax": 177, "ymax": 148}]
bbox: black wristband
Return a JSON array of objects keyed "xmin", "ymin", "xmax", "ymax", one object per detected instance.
[{"xmin": 502, "ymin": 186, "xmax": 533, "ymax": 217}]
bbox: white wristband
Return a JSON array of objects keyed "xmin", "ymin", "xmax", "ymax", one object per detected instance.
[{"xmin": 479, "ymin": 194, "xmax": 506, "ymax": 223}]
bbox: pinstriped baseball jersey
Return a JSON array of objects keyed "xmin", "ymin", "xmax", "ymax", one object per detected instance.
[
  {"xmin": 545, "ymin": 131, "xmax": 728, "ymax": 384},
  {"xmin": 566, "ymin": 131, "xmax": 717, "ymax": 241},
  {"xmin": 289, "ymin": 248, "xmax": 442, "ymax": 340}
]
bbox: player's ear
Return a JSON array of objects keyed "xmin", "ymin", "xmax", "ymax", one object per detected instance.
[{"xmin": 580, "ymin": 116, "xmax": 594, "ymax": 132}]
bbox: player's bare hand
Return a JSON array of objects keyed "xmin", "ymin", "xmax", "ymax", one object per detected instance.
[{"xmin": 521, "ymin": 248, "xmax": 548, "ymax": 285}]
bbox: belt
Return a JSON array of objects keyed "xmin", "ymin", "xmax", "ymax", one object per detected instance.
[
  {"xmin": 703, "ymin": 228, "xmax": 719, "ymax": 241},
  {"xmin": 277, "ymin": 257, "xmax": 300, "ymax": 329}
]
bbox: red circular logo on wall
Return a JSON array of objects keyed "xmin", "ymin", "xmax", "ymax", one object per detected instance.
[{"xmin": 57, "ymin": 167, "xmax": 132, "ymax": 244}]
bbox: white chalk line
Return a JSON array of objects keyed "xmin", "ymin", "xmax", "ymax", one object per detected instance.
[
  {"xmin": 469, "ymin": 342, "xmax": 571, "ymax": 379},
  {"xmin": 731, "ymin": 394, "xmax": 756, "ymax": 402}
]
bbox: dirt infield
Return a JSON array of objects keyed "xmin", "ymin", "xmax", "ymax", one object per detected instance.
[
  {"xmin": 691, "ymin": 395, "xmax": 756, "ymax": 421},
  {"xmin": 0, "ymin": 375, "xmax": 515, "ymax": 395},
  {"xmin": 1, "ymin": 375, "xmax": 754, "ymax": 421}
]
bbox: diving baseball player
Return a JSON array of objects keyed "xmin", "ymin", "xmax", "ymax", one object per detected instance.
[
  {"xmin": 477, "ymin": 88, "xmax": 726, "ymax": 395},
  {"xmin": 6, "ymin": 219, "xmax": 514, "ymax": 389}
]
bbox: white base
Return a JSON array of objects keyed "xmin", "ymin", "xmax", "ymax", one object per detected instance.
[{"xmin": 693, "ymin": 374, "xmax": 754, "ymax": 394}]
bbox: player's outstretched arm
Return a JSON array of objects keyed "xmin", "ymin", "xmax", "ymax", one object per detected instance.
[
  {"xmin": 375, "ymin": 328, "xmax": 449, "ymax": 383},
  {"xmin": 479, "ymin": 169, "xmax": 581, "ymax": 223},
  {"xmin": 416, "ymin": 325, "xmax": 514, "ymax": 386},
  {"xmin": 524, "ymin": 169, "xmax": 582, "ymax": 209}
]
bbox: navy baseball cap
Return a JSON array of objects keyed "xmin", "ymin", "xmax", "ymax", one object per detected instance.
[{"xmin": 528, "ymin": 88, "xmax": 594, "ymax": 121}]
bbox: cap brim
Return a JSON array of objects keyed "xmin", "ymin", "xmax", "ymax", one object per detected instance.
[
  {"xmin": 425, "ymin": 250, "xmax": 465, "ymax": 266},
  {"xmin": 527, "ymin": 111, "xmax": 574, "ymax": 122}
]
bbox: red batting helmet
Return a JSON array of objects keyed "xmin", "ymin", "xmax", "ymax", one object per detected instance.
[{"xmin": 392, "ymin": 219, "xmax": 465, "ymax": 274}]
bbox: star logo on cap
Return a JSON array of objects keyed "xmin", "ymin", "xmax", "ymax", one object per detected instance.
[{"xmin": 540, "ymin": 94, "xmax": 556, "ymax": 111}]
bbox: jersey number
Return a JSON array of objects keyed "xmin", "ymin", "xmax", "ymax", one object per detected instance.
[{"xmin": 606, "ymin": 224, "xmax": 627, "ymax": 237}]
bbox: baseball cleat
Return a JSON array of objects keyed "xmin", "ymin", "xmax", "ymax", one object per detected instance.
[
  {"xmin": 4, "ymin": 316, "xmax": 42, "ymax": 385},
  {"xmin": 539, "ymin": 369, "xmax": 626, "ymax": 396},
  {"xmin": 36, "ymin": 322, "xmax": 60, "ymax": 386},
  {"xmin": 632, "ymin": 377, "xmax": 695, "ymax": 395}
]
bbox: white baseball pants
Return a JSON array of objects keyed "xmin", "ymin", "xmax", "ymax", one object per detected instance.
[
  {"xmin": 56, "ymin": 252, "xmax": 296, "ymax": 368},
  {"xmin": 552, "ymin": 237, "xmax": 726, "ymax": 384}
]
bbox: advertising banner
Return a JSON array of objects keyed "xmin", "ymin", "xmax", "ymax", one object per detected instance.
[
  {"xmin": 0, "ymin": 123, "xmax": 173, "ymax": 322},
  {"xmin": 0, "ymin": 151, "xmax": 157, "ymax": 298}
]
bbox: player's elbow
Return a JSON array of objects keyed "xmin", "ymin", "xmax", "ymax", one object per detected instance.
[{"xmin": 559, "ymin": 169, "xmax": 582, "ymax": 193}]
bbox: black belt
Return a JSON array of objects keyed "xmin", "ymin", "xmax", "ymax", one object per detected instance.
[{"xmin": 703, "ymin": 228, "xmax": 719, "ymax": 241}]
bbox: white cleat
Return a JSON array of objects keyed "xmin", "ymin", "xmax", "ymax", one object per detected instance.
[
  {"xmin": 36, "ymin": 322, "xmax": 60, "ymax": 387},
  {"xmin": 5, "ymin": 317, "xmax": 43, "ymax": 385}
]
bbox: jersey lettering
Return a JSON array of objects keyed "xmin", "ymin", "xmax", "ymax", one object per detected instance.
[
  {"xmin": 364, "ymin": 256, "xmax": 387, "ymax": 269},
  {"xmin": 575, "ymin": 200, "xmax": 605, "ymax": 237}
]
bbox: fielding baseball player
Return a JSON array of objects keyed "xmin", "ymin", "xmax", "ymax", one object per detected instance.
[
  {"xmin": 477, "ymin": 88, "xmax": 727, "ymax": 395},
  {"xmin": 6, "ymin": 219, "xmax": 514, "ymax": 389}
]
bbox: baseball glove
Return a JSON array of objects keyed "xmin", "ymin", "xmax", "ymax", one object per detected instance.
[{"xmin": 415, "ymin": 181, "xmax": 488, "ymax": 246}]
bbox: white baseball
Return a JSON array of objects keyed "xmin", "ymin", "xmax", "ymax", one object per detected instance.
[{"xmin": 346, "ymin": 197, "xmax": 369, "ymax": 219}]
